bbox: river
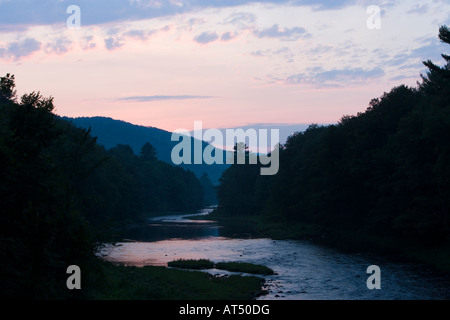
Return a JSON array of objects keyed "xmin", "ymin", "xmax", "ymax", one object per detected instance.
[{"xmin": 99, "ymin": 208, "xmax": 450, "ymax": 300}]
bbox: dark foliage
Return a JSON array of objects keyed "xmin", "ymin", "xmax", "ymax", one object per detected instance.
[
  {"xmin": 66, "ymin": 116, "xmax": 229, "ymax": 185},
  {"xmin": 0, "ymin": 78, "xmax": 204, "ymax": 298},
  {"xmin": 216, "ymin": 26, "xmax": 450, "ymax": 246}
]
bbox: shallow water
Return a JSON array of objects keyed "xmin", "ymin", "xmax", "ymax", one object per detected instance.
[{"xmin": 99, "ymin": 209, "xmax": 450, "ymax": 300}]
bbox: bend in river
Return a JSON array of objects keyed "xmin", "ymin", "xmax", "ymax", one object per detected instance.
[{"xmin": 99, "ymin": 209, "xmax": 450, "ymax": 300}]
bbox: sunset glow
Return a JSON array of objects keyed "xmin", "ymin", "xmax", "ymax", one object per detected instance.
[{"xmin": 1, "ymin": 0, "xmax": 449, "ymax": 131}]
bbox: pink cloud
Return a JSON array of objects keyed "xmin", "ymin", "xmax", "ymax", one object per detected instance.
[{"xmin": 0, "ymin": 38, "xmax": 41, "ymax": 61}]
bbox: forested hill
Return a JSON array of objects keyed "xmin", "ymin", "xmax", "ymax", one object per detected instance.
[
  {"xmin": 216, "ymin": 26, "xmax": 450, "ymax": 253},
  {"xmin": 66, "ymin": 116, "xmax": 229, "ymax": 185},
  {"xmin": 0, "ymin": 77, "xmax": 206, "ymax": 298}
]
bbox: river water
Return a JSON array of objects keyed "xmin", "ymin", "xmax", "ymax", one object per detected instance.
[{"xmin": 99, "ymin": 208, "xmax": 450, "ymax": 300}]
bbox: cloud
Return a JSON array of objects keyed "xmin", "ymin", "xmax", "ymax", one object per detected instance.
[
  {"xmin": 104, "ymin": 37, "xmax": 123, "ymax": 51},
  {"xmin": 0, "ymin": 37, "xmax": 41, "ymax": 60},
  {"xmin": 292, "ymin": 0, "xmax": 356, "ymax": 11},
  {"xmin": 130, "ymin": 0, "xmax": 164, "ymax": 9},
  {"xmin": 223, "ymin": 12, "xmax": 256, "ymax": 28},
  {"xmin": 116, "ymin": 95, "xmax": 214, "ymax": 102},
  {"xmin": 382, "ymin": 37, "xmax": 448, "ymax": 72},
  {"xmin": 193, "ymin": 31, "xmax": 219, "ymax": 44},
  {"xmin": 286, "ymin": 67, "xmax": 385, "ymax": 86},
  {"xmin": 389, "ymin": 74, "xmax": 418, "ymax": 82},
  {"xmin": 220, "ymin": 31, "xmax": 238, "ymax": 42},
  {"xmin": 0, "ymin": 0, "xmax": 360, "ymax": 29},
  {"xmin": 407, "ymin": 4, "xmax": 429, "ymax": 15},
  {"xmin": 194, "ymin": 30, "xmax": 240, "ymax": 44},
  {"xmin": 177, "ymin": 17, "xmax": 206, "ymax": 32},
  {"xmin": 250, "ymin": 50, "xmax": 266, "ymax": 57},
  {"xmin": 124, "ymin": 25, "xmax": 171, "ymax": 41},
  {"xmin": 124, "ymin": 29, "xmax": 156, "ymax": 41},
  {"xmin": 385, "ymin": 53, "xmax": 410, "ymax": 67},
  {"xmin": 0, "ymin": 0, "xmax": 186, "ymax": 27},
  {"xmin": 188, "ymin": 18, "xmax": 207, "ymax": 26},
  {"xmin": 80, "ymin": 35, "xmax": 96, "ymax": 50},
  {"xmin": 45, "ymin": 37, "xmax": 72, "ymax": 55},
  {"xmin": 185, "ymin": 18, "xmax": 207, "ymax": 30},
  {"xmin": 253, "ymin": 24, "xmax": 308, "ymax": 41},
  {"xmin": 251, "ymin": 47, "xmax": 294, "ymax": 62},
  {"xmin": 411, "ymin": 38, "xmax": 447, "ymax": 63},
  {"xmin": 195, "ymin": 0, "xmax": 359, "ymax": 12},
  {"xmin": 0, "ymin": 24, "xmax": 29, "ymax": 34}
]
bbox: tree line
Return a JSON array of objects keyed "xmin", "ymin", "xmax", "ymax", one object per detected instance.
[
  {"xmin": 217, "ymin": 26, "xmax": 450, "ymax": 247},
  {"xmin": 0, "ymin": 77, "xmax": 204, "ymax": 298}
]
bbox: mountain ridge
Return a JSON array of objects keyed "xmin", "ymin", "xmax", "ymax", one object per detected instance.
[{"xmin": 64, "ymin": 116, "xmax": 229, "ymax": 185}]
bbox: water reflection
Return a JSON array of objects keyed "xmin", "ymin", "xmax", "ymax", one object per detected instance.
[
  {"xmin": 120, "ymin": 209, "xmax": 220, "ymax": 242},
  {"xmin": 100, "ymin": 209, "xmax": 450, "ymax": 300}
]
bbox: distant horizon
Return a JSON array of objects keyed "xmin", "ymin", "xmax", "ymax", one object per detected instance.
[{"xmin": 67, "ymin": 114, "xmax": 321, "ymax": 148}]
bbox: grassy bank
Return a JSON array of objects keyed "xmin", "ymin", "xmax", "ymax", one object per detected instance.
[
  {"xmin": 168, "ymin": 259, "xmax": 274, "ymax": 275},
  {"xmin": 85, "ymin": 260, "xmax": 266, "ymax": 300},
  {"xmin": 168, "ymin": 259, "xmax": 215, "ymax": 270},
  {"xmin": 215, "ymin": 262, "xmax": 274, "ymax": 275}
]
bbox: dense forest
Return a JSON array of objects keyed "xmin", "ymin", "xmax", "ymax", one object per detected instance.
[
  {"xmin": 217, "ymin": 26, "xmax": 450, "ymax": 248},
  {"xmin": 0, "ymin": 79, "xmax": 205, "ymax": 298},
  {"xmin": 1, "ymin": 25, "xmax": 449, "ymax": 299},
  {"xmin": 67, "ymin": 116, "xmax": 229, "ymax": 185}
]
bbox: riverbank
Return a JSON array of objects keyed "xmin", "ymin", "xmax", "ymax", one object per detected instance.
[
  {"xmin": 85, "ymin": 260, "xmax": 266, "ymax": 300},
  {"xmin": 168, "ymin": 259, "xmax": 275, "ymax": 275},
  {"xmin": 97, "ymin": 210, "xmax": 450, "ymax": 300},
  {"xmin": 205, "ymin": 210, "xmax": 450, "ymax": 274},
  {"xmin": 86, "ymin": 209, "xmax": 268, "ymax": 300}
]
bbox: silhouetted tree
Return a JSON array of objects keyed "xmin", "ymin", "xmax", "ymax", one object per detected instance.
[
  {"xmin": 140, "ymin": 142, "xmax": 157, "ymax": 161},
  {"xmin": 199, "ymin": 172, "xmax": 217, "ymax": 206},
  {"xmin": 0, "ymin": 75, "xmax": 205, "ymax": 299},
  {"xmin": 216, "ymin": 26, "xmax": 450, "ymax": 246},
  {"xmin": 0, "ymin": 73, "xmax": 17, "ymax": 103}
]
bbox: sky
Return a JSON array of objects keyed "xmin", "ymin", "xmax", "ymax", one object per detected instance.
[{"xmin": 1, "ymin": 0, "xmax": 449, "ymax": 132}]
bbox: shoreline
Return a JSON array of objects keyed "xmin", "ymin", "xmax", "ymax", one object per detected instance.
[
  {"xmin": 205, "ymin": 210, "xmax": 450, "ymax": 275},
  {"xmin": 85, "ymin": 260, "xmax": 267, "ymax": 300}
]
